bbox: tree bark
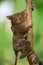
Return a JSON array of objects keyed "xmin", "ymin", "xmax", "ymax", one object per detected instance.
[
  {"xmin": 25, "ymin": 0, "xmax": 40, "ymax": 65},
  {"xmin": 25, "ymin": 0, "xmax": 33, "ymax": 47}
]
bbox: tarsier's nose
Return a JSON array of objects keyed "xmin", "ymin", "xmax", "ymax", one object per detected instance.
[
  {"xmin": 16, "ymin": 17, "xmax": 20, "ymax": 23},
  {"xmin": 17, "ymin": 19, "xmax": 20, "ymax": 23}
]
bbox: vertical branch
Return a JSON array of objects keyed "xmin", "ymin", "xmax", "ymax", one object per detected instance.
[
  {"xmin": 25, "ymin": 0, "xmax": 34, "ymax": 64},
  {"xmin": 25, "ymin": 0, "xmax": 40, "ymax": 65},
  {"xmin": 25, "ymin": 0, "xmax": 33, "ymax": 50}
]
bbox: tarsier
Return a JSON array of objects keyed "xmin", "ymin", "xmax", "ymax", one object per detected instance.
[
  {"xmin": 6, "ymin": 8, "xmax": 33, "ymax": 65},
  {"xmin": 7, "ymin": 9, "xmax": 32, "ymax": 65},
  {"xmin": 6, "ymin": 6, "xmax": 43, "ymax": 65}
]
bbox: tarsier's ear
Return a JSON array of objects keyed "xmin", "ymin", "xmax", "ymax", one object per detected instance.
[
  {"xmin": 22, "ymin": 10, "xmax": 26, "ymax": 17},
  {"xmin": 6, "ymin": 15, "xmax": 12, "ymax": 20}
]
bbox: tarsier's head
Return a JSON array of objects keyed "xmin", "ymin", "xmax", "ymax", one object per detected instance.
[
  {"xmin": 6, "ymin": 10, "xmax": 27, "ymax": 33},
  {"xmin": 6, "ymin": 6, "xmax": 34, "ymax": 24},
  {"xmin": 6, "ymin": 8, "xmax": 34, "ymax": 33},
  {"xmin": 6, "ymin": 10, "xmax": 27, "ymax": 25}
]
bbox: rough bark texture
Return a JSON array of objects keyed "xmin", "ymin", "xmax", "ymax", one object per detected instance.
[
  {"xmin": 25, "ymin": 0, "xmax": 33, "ymax": 47},
  {"xmin": 25, "ymin": 0, "xmax": 40, "ymax": 65}
]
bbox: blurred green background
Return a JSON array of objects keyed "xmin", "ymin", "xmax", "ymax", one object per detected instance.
[{"xmin": 0, "ymin": 0, "xmax": 43, "ymax": 65}]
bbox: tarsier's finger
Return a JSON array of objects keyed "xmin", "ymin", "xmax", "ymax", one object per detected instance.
[{"xmin": 32, "ymin": 6, "xmax": 34, "ymax": 11}]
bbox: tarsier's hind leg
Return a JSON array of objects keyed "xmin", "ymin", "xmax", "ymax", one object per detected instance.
[
  {"xmin": 17, "ymin": 46, "xmax": 28, "ymax": 59},
  {"xmin": 20, "ymin": 50, "xmax": 28, "ymax": 59},
  {"xmin": 16, "ymin": 40, "xmax": 31, "ymax": 59}
]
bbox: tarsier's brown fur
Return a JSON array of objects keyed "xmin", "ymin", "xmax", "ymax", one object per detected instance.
[
  {"xmin": 7, "ymin": 9, "xmax": 32, "ymax": 65},
  {"xmin": 7, "ymin": 6, "xmax": 43, "ymax": 65}
]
